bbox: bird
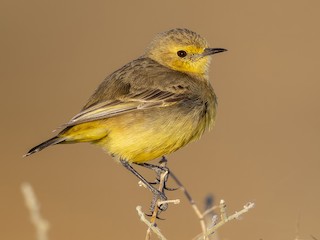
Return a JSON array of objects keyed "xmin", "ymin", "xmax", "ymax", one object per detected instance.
[{"xmin": 25, "ymin": 28, "xmax": 226, "ymax": 202}]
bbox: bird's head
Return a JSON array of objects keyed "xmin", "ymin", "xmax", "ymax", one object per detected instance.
[{"xmin": 145, "ymin": 28, "xmax": 226, "ymax": 79}]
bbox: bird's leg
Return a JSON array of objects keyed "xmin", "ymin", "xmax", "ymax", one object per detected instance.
[
  {"xmin": 120, "ymin": 159, "xmax": 167, "ymax": 213},
  {"xmin": 136, "ymin": 157, "xmax": 178, "ymax": 191},
  {"xmin": 144, "ymin": 157, "xmax": 170, "ymax": 216}
]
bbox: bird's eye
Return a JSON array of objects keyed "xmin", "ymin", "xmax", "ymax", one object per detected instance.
[{"xmin": 177, "ymin": 50, "xmax": 187, "ymax": 58}]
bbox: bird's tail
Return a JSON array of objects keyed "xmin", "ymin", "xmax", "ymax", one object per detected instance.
[{"xmin": 24, "ymin": 136, "xmax": 66, "ymax": 157}]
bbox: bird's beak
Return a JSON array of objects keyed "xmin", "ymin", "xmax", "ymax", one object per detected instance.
[{"xmin": 202, "ymin": 48, "xmax": 227, "ymax": 57}]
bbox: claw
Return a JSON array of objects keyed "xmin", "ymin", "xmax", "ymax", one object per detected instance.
[
  {"xmin": 164, "ymin": 186, "xmax": 179, "ymax": 191},
  {"xmin": 158, "ymin": 202, "xmax": 168, "ymax": 212},
  {"xmin": 148, "ymin": 178, "xmax": 160, "ymax": 185},
  {"xmin": 149, "ymin": 189, "xmax": 168, "ymax": 213},
  {"xmin": 129, "ymin": 158, "xmax": 173, "ymax": 218},
  {"xmin": 145, "ymin": 212, "xmax": 165, "ymax": 220},
  {"xmin": 148, "ymin": 181, "xmax": 158, "ymax": 185}
]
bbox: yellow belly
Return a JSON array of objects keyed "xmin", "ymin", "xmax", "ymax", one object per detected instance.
[
  {"xmin": 100, "ymin": 109, "xmax": 208, "ymax": 163},
  {"xmin": 61, "ymin": 106, "xmax": 211, "ymax": 163}
]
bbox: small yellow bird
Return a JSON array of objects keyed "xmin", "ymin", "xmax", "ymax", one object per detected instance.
[{"xmin": 25, "ymin": 28, "xmax": 226, "ymax": 198}]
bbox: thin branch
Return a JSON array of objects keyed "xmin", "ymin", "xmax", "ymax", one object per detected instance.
[
  {"xmin": 136, "ymin": 159, "xmax": 183, "ymax": 240},
  {"xmin": 294, "ymin": 213, "xmax": 301, "ymax": 240},
  {"xmin": 202, "ymin": 205, "xmax": 218, "ymax": 218},
  {"xmin": 195, "ymin": 201, "xmax": 255, "ymax": 240},
  {"xmin": 145, "ymin": 159, "xmax": 169, "ymax": 240},
  {"xmin": 170, "ymin": 170, "xmax": 254, "ymax": 240},
  {"xmin": 169, "ymin": 170, "xmax": 208, "ymax": 239},
  {"xmin": 136, "ymin": 206, "xmax": 167, "ymax": 240},
  {"xmin": 137, "ymin": 159, "xmax": 254, "ymax": 240},
  {"xmin": 21, "ymin": 182, "xmax": 50, "ymax": 240},
  {"xmin": 157, "ymin": 199, "xmax": 180, "ymax": 206}
]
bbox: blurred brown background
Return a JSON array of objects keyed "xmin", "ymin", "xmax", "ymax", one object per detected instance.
[{"xmin": 1, "ymin": 0, "xmax": 319, "ymax": 239}]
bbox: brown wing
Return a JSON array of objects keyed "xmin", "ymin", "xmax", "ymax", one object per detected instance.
[
  {"xmin": 64, "ymin": 57, "xmax": 196, "ymax": 127},
  {"xmin": 65, "ymin": 88, "xmax": 188, "ymax": 127}
]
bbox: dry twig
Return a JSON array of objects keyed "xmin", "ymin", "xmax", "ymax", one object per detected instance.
[
  {"xmin": 145, "ymin": 159, "xmax": 178, "ymax": 240},
  {"xmin": 136, "ymin": 159, "xmax": 180, "ymax": 240},
  {"xmin": 136, "ymin": 206, "xmax": 167, "ymax": 240},
  {"xmin": 170, "ymin": 170, "xmax": 254, "ymax": 240},
  {"xmin": 136, "ymin": 158, "xmax": 254, "ymax": 239},
  {"xmin": 21, "ymin": 182, "xmax": 50, "ymax": 240},
  {"xmin": 169, "ymin": 170, "xmax": 209, "ymax": 239},
  {"xmin": 194, "ymin": 200, "xmax": 255, "ymax": 240}
]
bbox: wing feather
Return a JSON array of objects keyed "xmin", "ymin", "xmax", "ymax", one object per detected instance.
[
  {"xmin": 65, "ymin": 89, "xmax": 188, "ymax": 127},
  {"xmin": 62, "ymin": 58, "xmax": 196, "ymax": 128}
]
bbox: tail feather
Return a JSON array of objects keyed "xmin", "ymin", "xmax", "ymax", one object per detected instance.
[{"xmin": 24, "ymin": 136, "xmax": 65, "ymax": 157}]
